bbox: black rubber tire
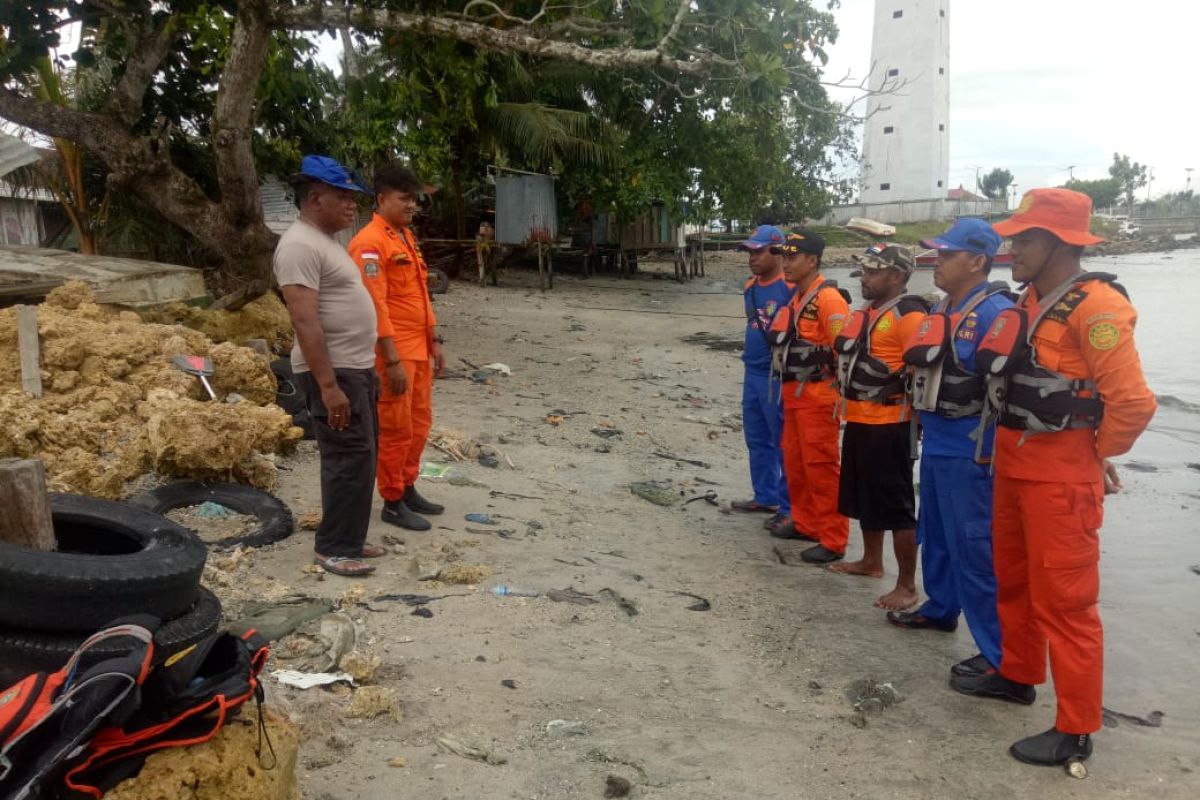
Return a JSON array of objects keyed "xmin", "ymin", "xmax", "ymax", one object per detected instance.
[
  {"xmin": 0, "ymin": 588, "xmax": 222, "ymax": 687},
  {"xmin": 127, "ymin": 481, "xmax": 294, "ymax": 550},
  {"xmin": 428, "ymin": 268, "xmax": 450, "ymax": 295},
  {"xmin": 0, "ymin": 494, "xmax": 207, "ymax": 634}
]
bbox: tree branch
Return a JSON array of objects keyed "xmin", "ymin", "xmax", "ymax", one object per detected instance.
[
  {"xmin": 213, "ymin": 0, "xmax": 271, "ymax": 228},
  {"xmin": 106, "ymin": 9, "xmax": 184, "ymax": 127},
  {"xmin": 271, "ymin": 3, "xmax": 735, "ymax": 78}
]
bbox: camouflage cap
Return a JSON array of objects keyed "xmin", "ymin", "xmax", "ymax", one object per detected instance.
[{"xmin": 850, "ymin": 244, "xmax": 915, "ymax": 277}]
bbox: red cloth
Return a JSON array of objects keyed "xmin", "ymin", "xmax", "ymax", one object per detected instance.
[
  {"xmin": 992, "ymin": 474, "xmax": 1104, "ymax": 734},
  {"xmin": 376, "ymin": 358, "xmax": 433, "ymax": 498},
  {"xmin": 782, "ymin": 403, "xmax": 848, "ymax": 552}
]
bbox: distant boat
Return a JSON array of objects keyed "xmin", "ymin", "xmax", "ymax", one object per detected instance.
[
  {"xmin": 915, "ymin": 249, "xmax": 1013, "ymax": 269},
  {"xmin": 845, "ymin": 217, "xmax": 896, "ymax": 237}
]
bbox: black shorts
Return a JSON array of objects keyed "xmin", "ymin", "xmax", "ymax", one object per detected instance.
[{"xmin": 838, "ymin": 420, "xmax": 917, "ymax": 531}]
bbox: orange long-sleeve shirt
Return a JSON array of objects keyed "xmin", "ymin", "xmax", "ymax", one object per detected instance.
[
  {"xmin": 347, "ymin": 214, "xmax": 437, "ymax": 361},
  {"xmin": 995, "ymin": 277, "xmax": 1157, "ymax": 483}
]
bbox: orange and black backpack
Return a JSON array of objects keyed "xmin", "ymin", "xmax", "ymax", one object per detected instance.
[
  {"xmin": 0, "ymin": 620, "xmax": 158, "ymax": 800},
  {"xmin": 63, "ymin": 629, "xmax": 271, "ymax": 798}
]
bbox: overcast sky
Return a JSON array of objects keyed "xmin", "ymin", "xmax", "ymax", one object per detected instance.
[{"xmin": 821, "ymin": 0, "xmax": 1197, "ymax": 200}]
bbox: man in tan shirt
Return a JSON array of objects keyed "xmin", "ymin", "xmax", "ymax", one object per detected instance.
[{"xmin": 274, "ymin": 155, "xmax": 381, "ymax": 577}]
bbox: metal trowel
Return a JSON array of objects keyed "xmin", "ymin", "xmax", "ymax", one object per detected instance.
[{"xmin": 171, "ymin": 354, "xmax": 217, "ymax": 400}]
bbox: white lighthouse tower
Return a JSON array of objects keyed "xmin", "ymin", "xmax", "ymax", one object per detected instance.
[{"xmin": 859, "ymin": 0, "xmax": 950, "ymax": 204}]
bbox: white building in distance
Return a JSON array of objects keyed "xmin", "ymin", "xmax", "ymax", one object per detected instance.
[{"xmin": 859, "ymin": 0, "xmax": 950, "ymax": 204}]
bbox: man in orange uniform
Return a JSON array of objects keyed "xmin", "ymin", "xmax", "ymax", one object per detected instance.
[
  {"xmin": 348, "ymin": 164, "xmax": 446, "ymax": 531},
  {"xmin": 830, "ymin": 245, "xmax": 927, "ymax": 610},
  {"xmin": 766, "ymin": 231, "xmax": 850, "ymax": 557},
  {"xmin": 952, "ymin": 189, "xmax": 1156, "ymax": 767}
]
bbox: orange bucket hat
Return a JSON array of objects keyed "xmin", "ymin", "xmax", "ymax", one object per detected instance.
[{"xmin": 992, "ymin": 188, "xmax": 1104, "ymax": 246}]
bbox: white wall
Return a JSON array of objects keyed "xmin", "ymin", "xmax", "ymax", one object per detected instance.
[
  {"xmin": 860, "ymin": 0, "xmax": 950, "ymax": 204},
  {"xmin": 820, "ymin": 196, "xmax": 1006, "ymax": 226}
]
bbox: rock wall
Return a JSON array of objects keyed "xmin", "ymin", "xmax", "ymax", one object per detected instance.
[{"xmin": 0, "ymin": 282, "xmax": 301, "ymax": 498}]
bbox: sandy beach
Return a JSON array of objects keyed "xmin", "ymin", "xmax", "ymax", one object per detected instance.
[{"xmin": 230, "ymin": 250, "xmax": 1200, "ymax": 800}]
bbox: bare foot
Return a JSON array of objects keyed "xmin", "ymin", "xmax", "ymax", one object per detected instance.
[
  {"xmin": 874, "ymin": 586, "xmax": 920, "ymax": 611},
  {"xmin": 828, "ymin": 559, "xmax": 884, "ymax": 578}
]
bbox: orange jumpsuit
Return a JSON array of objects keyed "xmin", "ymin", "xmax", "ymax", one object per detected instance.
[
  {"xmin": 348, "ymin": 214, "xmax": 438, "ymax": 501},
  {"xmin": 991, "ymin": 278, "xmax": 1156, "ymax": 734},
  {"xmin": 771, "ymin": 276, "xmax": 851, "ymax": 551}
]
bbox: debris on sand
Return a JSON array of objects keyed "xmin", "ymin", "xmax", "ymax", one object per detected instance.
[
  {"xmin": 298, "ymin": 511, "xmax": 322, "ymax": 530},
  {"xmin": 0, "ymin": 282, "xmax": 301, "ymax": 497},
  {"xmin": 629, "ymin": 481, "xmax": 678, "ymax": 507},
  {"xmin": 339, "ymin": 651, "xmax": 383, "ymax": 683},
  {"xmin": 1102, "ymin": 707, "xmax": 1165, "ymax": 728},
  {"xmin": 386, "ymin": 756, "xmax": 408, "ymax": 768},
  {"xmin": 604, "ymin": 775, "xmax": 634, "ymax": 798},
  {"xmin": 545, "ymin": 719, "xmax": 587, "ymax": 737},
  {"xmin": 845, "ymin": 679, "xmax": 903, "ymax": 726},
  {"xmin": 346, "ymin": 686, "xmax": 402, "ymax": 721},
  {"xmin": 438, "ymin": 563, "xmax": 494, "ymax": 585},
  {"xmin": 435, "ymin": 734, "xmax": 507, "ymax": 765}
]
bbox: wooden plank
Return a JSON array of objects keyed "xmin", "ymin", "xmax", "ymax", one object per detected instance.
[
  {"xmin": 0, "ymin": 458, "xmax": 56, "ymax": 550},
  {"xmin": 16, "ymin": 304, "xmax": 42, "ymax": 398}
]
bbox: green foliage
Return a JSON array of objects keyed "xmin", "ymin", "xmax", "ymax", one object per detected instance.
[
  {"xmin": 980, "ymin": 168, "xmax": 1013, "ymax": 200},
  {"xmin": 1062, "ymin": 177, "xmax": 1122, "ymax": 210},
  {"xmin": 1108, "ymin": 153, "xmax": 1148, "ymax": 210}
]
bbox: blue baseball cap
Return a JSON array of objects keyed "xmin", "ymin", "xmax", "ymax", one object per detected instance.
[
  {"xmin": 298, "ymin": 155, "xmax": 371, "ymax": 193},
  {"xmin": 919, "ymin": 217, "xmax": 1001, "ymax": 257},
  {"xmin": 738, "ymin": 225, "xmax": 785, "ymax": 251}
]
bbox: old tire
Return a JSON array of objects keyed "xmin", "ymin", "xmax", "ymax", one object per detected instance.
[
  {"xmin": 0, "ymin": 494, "xmax": 207, "ymax": 634},
  {"xmin": 0, "ymin": 588, "xmax": 222, "ymax": 686},
  {"xmin": 127, "ymin": 482, "xmax": 294, "ymax": 550},
  {"xmin": 428, "ymin": 268, "xmax": 450, "ymax": 295}
]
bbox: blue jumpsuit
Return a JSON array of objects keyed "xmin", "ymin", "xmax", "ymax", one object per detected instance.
[
  {"xmin": 916, "ymin": 282, "xmax": 1013, "ymax": 668},
  {"xmin": 742, "ymin": 275, "xmax": 793, "ymax": 512}
]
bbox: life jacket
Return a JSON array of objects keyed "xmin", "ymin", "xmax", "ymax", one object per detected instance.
[
  {"xmin": 975, "ymin": 272, "xmax": 1125, "ymax": 438},
  {"xmin": 904, "ymin": 281, "xmax": 1012, "ymax": 418},
  {"xmin": 834, "ymin": 294, "xmax": 930, "ymax": 405},
  {"xmin": 0, "ymin": 621, "xmax": 157, "ymax": 800},
  {"xmin": 769, "ymin": 279, "xmax": 851, "ymax": 384},
  {"xmin": 63, "ymin": 629, "xmax": 271, "ymax": 798}
]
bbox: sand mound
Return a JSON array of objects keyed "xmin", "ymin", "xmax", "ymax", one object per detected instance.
[
  {"xmin": 0, "ymin": 282, "xmax": 301, "ymax": 497},
  {"xmin": 139, "ymin": 292, "xmax": 294, "ymax": 352}
]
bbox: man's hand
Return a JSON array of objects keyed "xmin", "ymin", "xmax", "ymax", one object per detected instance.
[
  {"xmin": 321, "ymin": 384, "xmax": 352, "ymax": 431},
  {"xmin": 385, "ymin": 361, "xmax": 409, "ymax": 396},
  {"xmin": 1102, "ymin": 459, "xmax": 1122, "ymax": 495},
  {"xmin": 432, "ymin": 339, "xmax": 446, "ymax": 378}
]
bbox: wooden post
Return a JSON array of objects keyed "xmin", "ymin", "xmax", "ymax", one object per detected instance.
[
  {"xmin": 546, "ymin": 245, "xmax": 554, "ymax": 290},
  {"xmin": 537, "ymin": 243, "xmax": 546, "ymax": 291},
  {"xmin": 17, "ymin": 305, "xmax": 42, "ymax": 398},
  {"xmin": 0, "ymin": 459, "xmax": 56, "ymax": 550},
  {"xmin": 476, "ymin": 240, "xmax": 486, "ymax": 286}
]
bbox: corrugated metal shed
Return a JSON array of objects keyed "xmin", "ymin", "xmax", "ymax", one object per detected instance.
[{"xmin": 495, "ymin": 173, "xmax": 557, "ymax": 245}]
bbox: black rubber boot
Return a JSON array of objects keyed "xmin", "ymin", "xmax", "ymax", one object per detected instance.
[
  {"xmin": 769, "ymin": 520, "xmax": 818, "ymax": 541},
  {"xmin": 800, "ymin": 544, "xmax": 844, "ymax": 564},
  {"xmin": 1010, "ymin": 728, "xmax": 1093, "ymax": 766},
  {"xmin": 403, "ymin": 484, "xmax": 444, "ymax": 515},
  {"xmin": 950, "ymin": 653, "xmax": 992, "ymax": 677},
  {"xmin": 762, "ymin": 512, "xmax": 789, "ymax": 531},
  {"xmin": 950, "ymin": 671, "xmax": 1036, "ymax": 705},
  {"xmin": 381, "ymin": 500, "xmax": 431, "ymax": 531}
]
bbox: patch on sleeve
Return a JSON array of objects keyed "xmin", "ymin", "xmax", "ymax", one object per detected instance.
[
  {"xmin": 1044, "ymin": 287, "xmax": 1088, "ymax": 325},
  {"xmin": 1088, "ymin": 322, "xmax": 1120, "ymax": 350},
  {"xmin": 829, "ymin": 316, "xmax": 845, "ymax": 338}
]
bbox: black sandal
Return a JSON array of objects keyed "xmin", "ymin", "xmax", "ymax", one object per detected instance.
[{"xmin": 885, "ymin": 610, "xmax": 957, "ymax": 632}]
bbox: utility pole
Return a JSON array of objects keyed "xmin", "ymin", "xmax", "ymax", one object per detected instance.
[
  {"xmin": 1186, "ymin": 167, "xmax": 1194, "ymax": 193},
  {"xmin": 1146, "ymin": 168, "xmax": 1154, "ymax": 204},
  {"xmin": 1065, "ymin": 165, "xmax": 1077, "ymax": 181},
  {"xmin": 1010, "ymin": 183, "xmax": 1019, "ymax": 210}
]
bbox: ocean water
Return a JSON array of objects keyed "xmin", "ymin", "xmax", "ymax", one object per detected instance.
[{"xmin": 823, "ymin": 249, "xmax": 1200, "ymax": 466}]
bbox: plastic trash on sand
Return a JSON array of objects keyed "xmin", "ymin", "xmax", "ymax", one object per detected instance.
[
  {"xmin": 271, "ymin": 669, "xmax": 354, "ymax": 689},
  {"xmin": 195, "ymin": 500, "xmax": 231, "ymax": 518},
  {"xmin": 481, "ymin": 363, "xmax": 512, "ymax": 376}
]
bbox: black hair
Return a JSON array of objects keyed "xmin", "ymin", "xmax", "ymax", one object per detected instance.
[
  {"xmin": 982, "ymin": 255, "xmax": 994, "ymax": 274},
  {"xmin": 374, "ymin": 163, "xmax": 424, "ymax": 196},
  {"xmin": 287, "ymin": 175, "xmax": 320, "ymax": 209}
]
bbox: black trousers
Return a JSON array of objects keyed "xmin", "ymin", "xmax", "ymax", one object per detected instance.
[{"xmin": 296, "ymin": 368, "xmax": 379, "ymax": 557}]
